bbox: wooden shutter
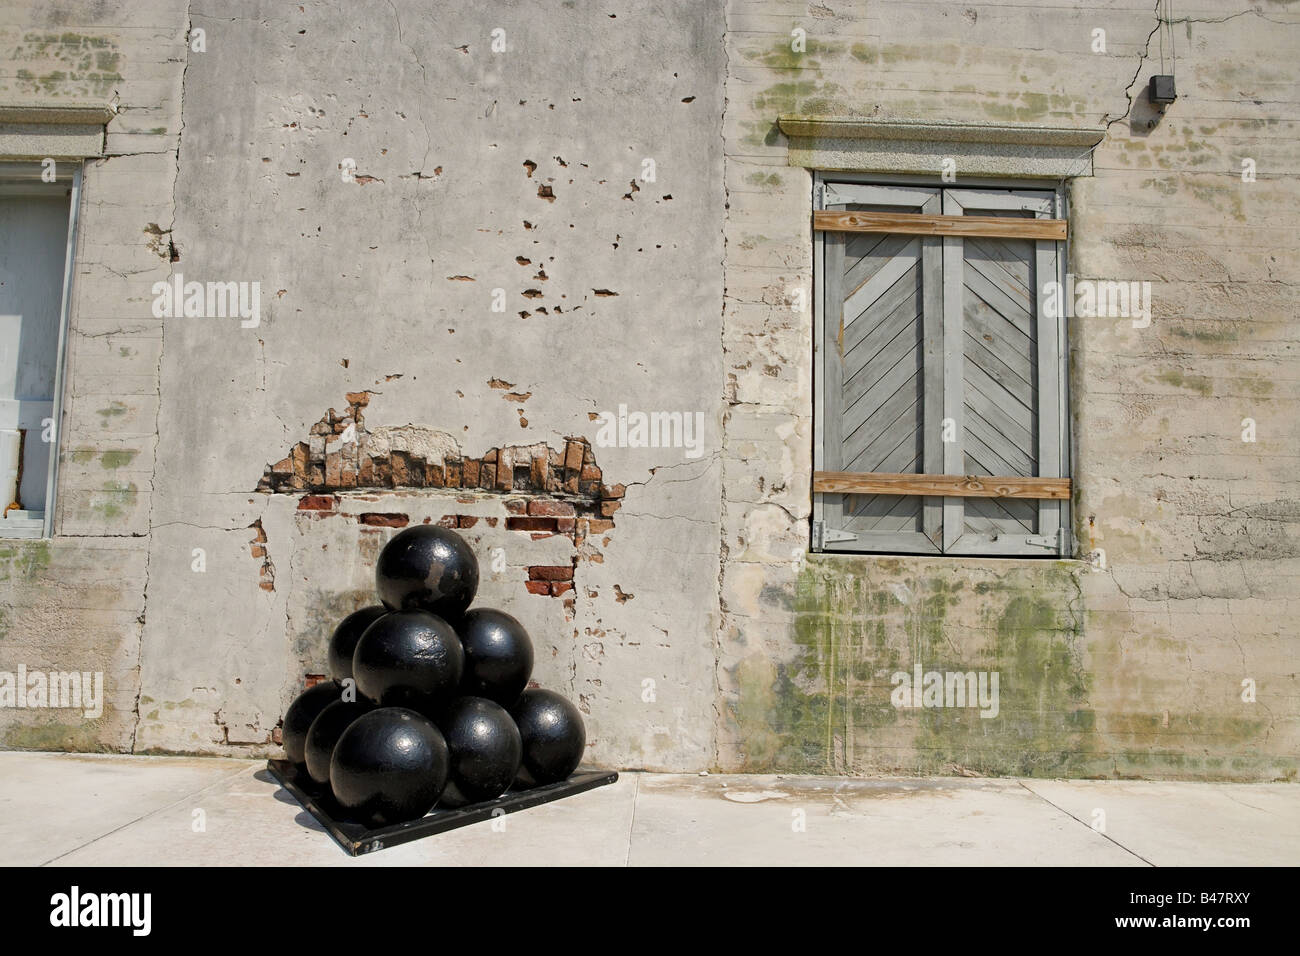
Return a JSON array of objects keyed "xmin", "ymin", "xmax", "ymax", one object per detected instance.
[
  {"xmin": 815, "ymin": 184, "xmax": 943, "ymax": 553},
  {"xmin": 941, "ymin": 189, "xmax": 1069, "ymax": 556},
  {"xmin": 814, "ymin": 182, "xmax": 1070, "ymax": 557}
]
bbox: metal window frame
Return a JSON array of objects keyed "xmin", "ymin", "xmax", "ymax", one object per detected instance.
[
  {"xmin": 811, "ymin": 171, "xmax": 1072, "ymax": 558},
  {"xmin": 0, "ymin": 160, "xmax": 82, "ymax": 540}
]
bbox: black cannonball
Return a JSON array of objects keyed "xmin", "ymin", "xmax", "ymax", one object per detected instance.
[
  {"xmin": 456, "ymin": 608, "xmax": 534, "ymax": 706},
  {"xmin": 375, "ymin": 525, "xmax": 479, "ymax": 620},
  {"xmin": 352, "ymin": 609, "xmax": 464, "ymax": 713},
  {"xmin": 330, "ymin": 707, "xmax": 449, "ymax": 827},
  {"xmin": 437, "ymin": 696, "xmax": 522, "ymax": 806},
  {"xmin": 511, "ymin": 689, "xmax": 585, "ymax": 787},
  {"xmin": 328, "ymin": 605, "xmax": 389, "ymax": 681},
  {"xmin": 282, "ymin": 680, "xmax": 343, "ymax": 768},
  {"xmin": 304, "ymin": 698, "xmax": 373, "ymax": 788}
]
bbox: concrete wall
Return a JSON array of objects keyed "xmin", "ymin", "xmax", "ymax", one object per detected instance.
[
  {"xmin": 1, "ymin": 0, "xmax": 1296, "ymax": 781},
  {"xmin": 716, "ymin": 0, "xmax": 1299, "ymax": 780},
  {"xmin": 0, "ymin": 0, "xmax": 188, "ymax": 750}
]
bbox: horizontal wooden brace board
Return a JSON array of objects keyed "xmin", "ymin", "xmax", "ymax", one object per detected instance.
[
  {"xmin": 813, "ymin": 210, "xmax": 1067, "ymax": 241},
  {"xmin": 813, "ymin": 470, "xmax": 1071, "ymax": 500}
]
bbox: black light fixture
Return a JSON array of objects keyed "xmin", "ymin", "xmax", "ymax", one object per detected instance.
[{"xmin": 1149, "ymin": 74, "xmax": 1177, "ymax": 105}]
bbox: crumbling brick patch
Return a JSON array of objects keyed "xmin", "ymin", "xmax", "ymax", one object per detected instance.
[
  {"xmin": 358, "ymin": 512, "xmax": 410, "ymax": 528},
  {"xmin": 256, "ymin": 397, "xmax": 625, "ymax": 525},
  {"xmin": 248, "ymin": 519, "xmax": 275, "ymax": 592},
  {"xmin": 258, "ymin": 397, "xmax": 623, "ymax": 603}
]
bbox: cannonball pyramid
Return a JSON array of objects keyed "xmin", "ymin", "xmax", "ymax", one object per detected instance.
[{"xmin": 280, "ymin": 524, "xmax": 587, "ymax": 829}]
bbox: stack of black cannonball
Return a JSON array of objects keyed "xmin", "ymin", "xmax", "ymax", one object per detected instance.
[{"xmin": 280, "ymin": 525, "xmax": 586, "ymax": 828}]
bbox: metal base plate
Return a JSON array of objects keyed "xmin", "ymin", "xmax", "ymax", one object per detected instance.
[{"xmin": 267, "ymin": 759, "xmax": 619, "ymax": 856}]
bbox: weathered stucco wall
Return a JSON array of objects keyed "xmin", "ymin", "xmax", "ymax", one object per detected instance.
[
  {"xmin": 128, "ymin": 0, "xmax": 727, "ymax": 768},
  {"xmin": 0, "ymin": 1, "xmax": 189, "ymax": 750},
  {"xmin": 2, "ymin": 0, "xmax": 1296, "ymax": 781},
  {"xmin": 717, "ymin": 0, "xmax": 1299, "ymax": 780}
]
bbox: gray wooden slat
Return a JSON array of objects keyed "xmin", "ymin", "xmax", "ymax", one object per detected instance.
[
  {"xmin": 1034, "ymin": 236, "xmax": 1063, "ymax": 550},
  {"xmin": 842, "ymin": 267, "xmax": 918, "ymax": 357},
  {"xmin": 842, "ymin": 319, "xmax": 921, "ymax": 414},
  {"xmin": 963, "ymin": 263, "xmax": 1032, "ymax": 337},
  {"xmin": 941, "ymin": 193, "xmax": 965, "ymax": 552},
  {"xmin": 843, "ymin": 282, "xmax": 919, "ymax": 369},
  {"xmin": 844, "ymin": 407, "xmax": 920, "ymax": 477},
  {"xmin": 844, "ymin": 233, "xmax": 915, "ymax": 296},
  {"xmin": 963, "ymin": 325, "xmax": 1035, "ymax": 409},
  {"xmin": 963, "ymin": 301, "xmax": 1035, "ymax": 384},
  {"xmin": 843, "ymin": 230, "xmax": 892, "ymax": 266},
  {"xmin": 821, "ymin": 233, "xmax": 847, "ymax": 538},
  {"xmin": 966, "ymin": 235, "xmax": 1031, "ymax": 294},
  {"xmin": 920, "ymin": 211, "xmax": 944, "ymax": 547},
  {"xmin": 843, "ymin": 372, "xmax": 921, "ymax": 468},
  {"xmin": 964, "ymin": 413, "xmax": 1035, "ymax": 476},
  {"xmin": 965, "ymin": 362, "xmax": 1035, "ymax": 441},
  {"xmin": 843, "ymin": 242, "xmax": 919, "ymax": 325},
  {"xmin": 844, "ymin": 327, "xmax": 921, "ymax": 420}
]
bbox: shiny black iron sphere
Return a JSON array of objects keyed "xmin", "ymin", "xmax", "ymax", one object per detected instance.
[
  {"xmin": 352, "ymin": 609, "xmax": 464, "ymax": 713},
  {"xmin": 511, "ymin": 689, "xmax": 585, "ymax": 787},
  {"xmin": 437, "ymin": 696, "xmax": 522, "ymax": 806},
  {"xmin": 456, "ymin": 608, "xmax": 534, "ymax": 706},
  {"xmin": 327, "ymin": 605, "xmax": 389, "ymax": 681},
  {"xmin": 330, "ymin": 707, "xmax": 449, "ymax": 827},
  {"xmin": 375, "ymin": 525, "xmax": 479, "ymax": 619},
  {"xmin": 304, "ymin": 698, "xmax": 373, "ymax": 787},
  {"xmin": 282, "ymin": 680, "xmax": 343, "ymax": 768}
]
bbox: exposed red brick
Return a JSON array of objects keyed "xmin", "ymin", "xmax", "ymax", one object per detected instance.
[
  {"xmin": 588, "ymin": 518, "xmax": 615, "ymax": 533},
  {"xmin": 291, "ymin": 442, "xmax": 310, "ymax": 475},
  {"xmin": 478, "ymin": 461, "xmax": 496, "ymax": 489},
  {"xmin": 508, "ymin": 516, "xmax": 558, "ymax": 532},
  {"xmin": 407, "ymin": 456, "xmax": 427, "ymax": 488},
  {"xmin": 458, "ymin": 515, "xmax": 479, "ymax": 528},
  {"xmin": 528, "ymin": 565, "xmax": 573, "ymax": 582},
  {"xmin": 563, "ymin": 440, "xmax": 584, "ymax": 473},
  {"xmin": 345, "ymin": 391, "xmax": 370, "ymax": 407},
  {"xmin": 581, "ymin": 464, "xmax": 602, "ymax": 481},
  {"xmin": 325, "ymin": 451, "xmax": 342, "ymax": 486},
  {"xmin": 496, "ymin": 449, "xmax": 513, "ymax": 491},
  {"xmin": 390, "ymin": 451, "xmax": 410, "ymax": 486},
  {"xmin": 271, "ymin": 727, "xmax": 283, "ymax": 745},
  {"xmin": 436, "ymin": 515, "xmax": 458, "ymax": 529},
  {"xmin": 359, "ymin": 513, "xmax": 410, "ymax": 527},
  {"xmin": 530, "ymin": 450, "xmax": 549, "ymax": 488},
  {"xmin": 505, "ymin": 499, "xmax": 527, "ymax": 515},
  {"xmin": 298, "ymin": 495, "xmax": 337, "ymax": 511},
  {"xmin": 445, "ymin": 459, "xmax": 462, "ymax": 487},
  {"xmin": 272, "ymin": 457, "xmax": 293, "ymax": 476},
  {"xmin": 304, "ymin": 674, "xmax": 328, "ymax": 688},
  {"xmin": 600, "ymin": 500, "xmax": 621, "ymax": 518},
  {"xmin": 427, "ymin": 463, "xmax": 445, "ymax": 487},
  {"xmin": 605, "ymin": 483, "xmax": 626, "ymax": 499},
  {"xmin": 525, "ymin": 581, "xmax": 551, "ymax": 596},
  {"xmin": 250, "ymin": 544, "xmax": 266, "ymax": 558},
  {"xmin": 259, "ymin": 580, "xmax": 276, "ymax": 592},
  {"xmin": 528, "ymin": 499, "xmax": 576, "ymax": 517},
  {"xmin": 484, "ymin": 517, "xmax": 499, "ymax": 527},
  {"xmin": 556, "ymin": 517, "xmax": 576, "ymax": 533},
  {"xmin": 462, "ymin": 458, "xmax": 480, "ymax": 487},
  {"xmin": 551, "ymin": 581, "xmax": 574, "ymax": 597}
]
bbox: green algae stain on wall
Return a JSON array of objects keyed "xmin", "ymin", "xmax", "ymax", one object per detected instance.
[
  {"xmin": 913, "ymin": 570, "xmax": 1102, "ymax": 778},
  {"xmin": 729, "ymin": 556, "xmax": 1103, "ymax": 777}
]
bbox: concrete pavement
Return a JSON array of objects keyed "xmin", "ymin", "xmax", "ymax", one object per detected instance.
[{"xmin": 1, "ymin": 753, "xmax": 1295, "ymax": 866}]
